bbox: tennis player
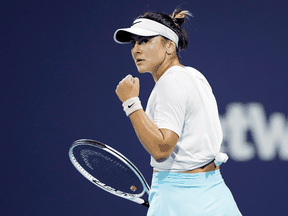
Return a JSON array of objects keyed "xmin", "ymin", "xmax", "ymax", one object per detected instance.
[{"xmin": 114, "ymin": 8, "xmax": 242, "ymax": 216}]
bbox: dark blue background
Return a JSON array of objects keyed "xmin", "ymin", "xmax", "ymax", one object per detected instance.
[{"xmin": 1, "ymin": 0, "xmax": 287, "ymax": 215}]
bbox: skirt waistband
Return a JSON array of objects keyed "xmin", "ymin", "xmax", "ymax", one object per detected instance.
[{"xmin": 152, "ymin": 169, "xmax": 223, "ymax": 186}]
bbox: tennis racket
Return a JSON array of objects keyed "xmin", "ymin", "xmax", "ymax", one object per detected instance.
[{"xmin": 69, "ymin": 139, "xmax": 150, "ymax": 207}]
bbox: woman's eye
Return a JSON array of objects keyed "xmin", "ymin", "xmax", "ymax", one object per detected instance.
[
  {"xmin": 140, "ymin": 39, "xmax": 149, "ymax": 44},
  {"xmin": 131, "ymin": 38, "xmax": 150, "ymax": 48}
]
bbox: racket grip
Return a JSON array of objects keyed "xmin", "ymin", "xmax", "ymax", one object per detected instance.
[
  {"xmin": 141, "ymin": 200, "xmax": 149, "ymax": 208},
  {"xmin": 133, "ymin": 197, "xmax": 149, "ymax": 208}
]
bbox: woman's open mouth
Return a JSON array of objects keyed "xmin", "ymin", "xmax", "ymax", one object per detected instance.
[{"xmin": 136, "ymin": 59, "xmax": 144, "ymax": 63}]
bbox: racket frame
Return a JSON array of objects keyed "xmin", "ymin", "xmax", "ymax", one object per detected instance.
[{"xmin": 69, "ymin": 139, "xmax": 150, "ymax": 206}]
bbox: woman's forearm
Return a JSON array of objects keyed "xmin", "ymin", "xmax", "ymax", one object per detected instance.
[{"xmin": 128, "ymin": 109, "xmax": 169, "ymax": 161}]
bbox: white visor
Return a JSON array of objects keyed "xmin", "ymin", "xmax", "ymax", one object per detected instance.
[{"xmin": 113, "ymin": 18, "xmax": 179, "ymax": 48}]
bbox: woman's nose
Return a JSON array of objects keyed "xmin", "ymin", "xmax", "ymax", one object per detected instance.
[{"xmin": 132, "ymin": 42, "xmax": 141, "ymax": 54}]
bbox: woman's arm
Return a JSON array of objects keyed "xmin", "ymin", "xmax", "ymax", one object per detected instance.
[
  {"xmin": 129, "ymin": 109, "xmax": 178, "ymax": 161},
  {"xmin": 115, "ymin": 74, "xmax": 178, "ymax": 161}
]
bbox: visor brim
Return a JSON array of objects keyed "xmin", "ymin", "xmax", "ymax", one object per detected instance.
[{"xmin": 113, "ymin": 27, "xmax": 159, "ymax": 44}]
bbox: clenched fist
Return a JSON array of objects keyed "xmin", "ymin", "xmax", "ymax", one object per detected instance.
[{"xmin": 115, "ymin": 74, "xmax": 140, "ymax": 103}]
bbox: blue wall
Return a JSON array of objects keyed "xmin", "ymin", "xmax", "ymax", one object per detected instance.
[{"xmin": 1, "ymin": 0, "xmax": 287, "ymax": 215}]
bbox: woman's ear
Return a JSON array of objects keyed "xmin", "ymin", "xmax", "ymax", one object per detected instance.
[{"xmin": 165, "ymin": 40, "xmax": 177, "ymax": 55}]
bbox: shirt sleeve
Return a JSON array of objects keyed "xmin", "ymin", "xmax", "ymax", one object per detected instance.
[{"xmin": 153, "ymin": 75, "xmax": 189, "ymax": 137}]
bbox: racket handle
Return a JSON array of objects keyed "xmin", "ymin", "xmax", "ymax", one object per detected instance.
[
  {"xmin": 141, "ymin": 200, "xmax": 149, "ymax": 208},
  {"xmin": 133, "ymin": 197, "xmax": 149, "ymax": 208}
]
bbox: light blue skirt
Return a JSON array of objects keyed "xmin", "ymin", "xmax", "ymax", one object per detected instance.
[{"xmin": 147, "ymin": 169, "xmax": 242, "ymax": 216}]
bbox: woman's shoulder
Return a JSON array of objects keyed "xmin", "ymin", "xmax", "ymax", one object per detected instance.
[
  {"xmin": 163, "ymin": 65, "xmax": 211, "ymax": 89},
  {"xmin": 157, "ymin": 66, "xmax": 196, "ymax": 91},
  {"xmin": 163, "ymin": 65, "xmax": 199, "ymax": 81}
]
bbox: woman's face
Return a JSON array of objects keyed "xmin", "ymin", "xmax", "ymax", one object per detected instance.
[{"xmin": 131, "ymin": 35, "xmax": 167, "ymax": 74}]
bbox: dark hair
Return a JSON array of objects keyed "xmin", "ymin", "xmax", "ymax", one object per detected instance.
[{"xmin": 136, "ymin": 9, "xmax": 193, "ymax": 55}]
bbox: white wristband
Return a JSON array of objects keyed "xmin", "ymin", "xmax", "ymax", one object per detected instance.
[{"xmin": 122, "ymin": 97, "xmax": 143, "ymax": 116}]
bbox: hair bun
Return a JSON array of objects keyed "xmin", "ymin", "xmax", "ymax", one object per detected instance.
[
  {"xmin": 171, "ymin": 9, "xmax": 193, "ymax": 26},
  {"xmin": 174, "ymin": 18, "xmax": 185, "ymax": 26}
]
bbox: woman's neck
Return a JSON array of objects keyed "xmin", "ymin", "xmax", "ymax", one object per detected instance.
[{"xmin": 152, "ymin": 55, "xmax": 183, "ymax": 82}]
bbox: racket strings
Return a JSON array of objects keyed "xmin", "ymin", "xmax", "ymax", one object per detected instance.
[
  {"xmin": 74, "ymin": 146, "xmax": 143, "ymax": 195},
  {"xmin": 80, "ymin": 149, "xmax": 128, "ymax": 171}
]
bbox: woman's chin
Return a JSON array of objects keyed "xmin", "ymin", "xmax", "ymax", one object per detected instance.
[{"xmin": 136, "ymin": 65, "xmax": 149, "ymax": 73}]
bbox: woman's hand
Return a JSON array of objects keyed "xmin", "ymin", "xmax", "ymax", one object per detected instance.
[{"xmin": 115, "ymin": 74, "xmax": 140, "ymax": 103}]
